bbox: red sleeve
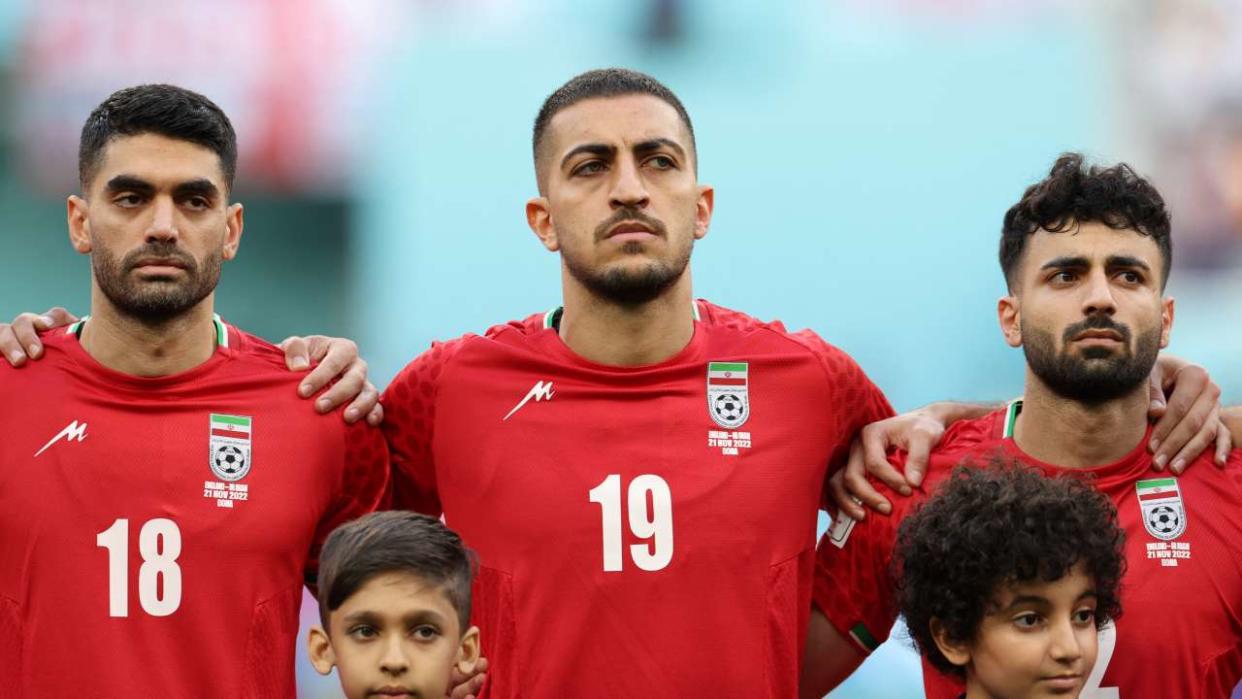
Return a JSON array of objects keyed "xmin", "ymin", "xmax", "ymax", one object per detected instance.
[
  {"xmin": 790, "ymin": 330, "xmax": 895, "ymax": 500},
  {"xmin": 380, "ymin": 339, "xmax": 464, "ymax": 517},
  {"xmin": 812, "ymin": 473, "xmax": 914, "ymax": 656},
  {"xmin": 305, "ymin": 421, "xmax": 391, "ymax": 590}
]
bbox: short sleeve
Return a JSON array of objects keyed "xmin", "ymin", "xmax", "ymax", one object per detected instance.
[
  {"xmin": 380, "ymin": 339, "xmax": 464, "ymax": 517},
  {"xmin": 789, "ymin": 329, "xmax": 895, "ymax": 502},
  {"xmin": 811, "ymin": 475, "xmax": 912, "ymax": 655},
  {"xmin": 305, "ymin": 421, "xmax": 391, "ymax": 590}
]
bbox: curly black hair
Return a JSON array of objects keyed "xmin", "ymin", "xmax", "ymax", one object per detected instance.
[
  {"xmin": 893, "ymin": 461, "xmax": 1125, "ymax": 678},
  {"xmin": 1000, "ymin": 152, "xmax": 1172, "ymax": 290}
]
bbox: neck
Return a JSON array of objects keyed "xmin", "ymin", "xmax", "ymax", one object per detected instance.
[
  {"xmin": 80, "ymin": 289, "xmax": 220, "ymax": 377},
  {"xmin": 1012, "ymin": 370, "xmax": 1150, "ymax": 469},
  {"xmin": 558, "ymin": 269, "xmax": 695, "ymax": 367},
  {"xmin": 962, "ymin": 677, "xmax": 995, "ymax": 699}
]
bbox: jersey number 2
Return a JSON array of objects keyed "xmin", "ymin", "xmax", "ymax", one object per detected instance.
[
  {"xmin": 1081, "ymin": 621, "xmax": 1119, "ymax": 698},
  {"xmin": 588, "ymin": 474, "xmax": 673, "ymax": 572},
  {"xmin": 96, "ymin": 518, "xmax": 183, "ymax": 617}
]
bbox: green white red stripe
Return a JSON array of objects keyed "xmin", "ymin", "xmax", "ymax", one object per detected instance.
[
  {"xmin": 708, "ymin": 362, "xmax": 748, "ymax": 386},
  {"xmin": 210, "ymin": 414, "xmax": 251, "ymax": 440},
  {"xmin": 1136, "ymin": 478, "xmax": 1179, "ymax": 502}
]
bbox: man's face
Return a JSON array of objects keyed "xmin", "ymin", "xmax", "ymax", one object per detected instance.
[
  {"xmin": 313, "ymin": 571, "xmax": 479, "ymax": 699},
  {"xmin": 69, "ymin": 132, "xmax": 241, "ymax": 323},
  {"xmin": 1001, "ymin": 221, "xmax": 1172, "ymax": 404},
  {"xmin": 964, "ymin": 564, "xmax": 1101, "ymax": 698},
  {"xmin": 527, "ymin": 94, "xmax": 712, "ymax": 306}
]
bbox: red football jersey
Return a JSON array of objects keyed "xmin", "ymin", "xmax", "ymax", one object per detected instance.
[
  {"xmin": 813, "ymin": 401, "xmax": 1242, "ymax": 698},
  {"xmin": 0, "ymin": 319, "xmax": 389, "ymax": 699},
  {"xmin": 381, "ymin": 300, "xmax": 894, "ymax": 698}
]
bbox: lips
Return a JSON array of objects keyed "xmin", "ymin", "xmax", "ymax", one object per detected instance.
[
  {"xmin": 132, "ymin": 257, "xmax": 188, "ymax": 270},
  {"xmin": 606, "ymin": 221, "xmax": 656, "ymax": 238},
  {"xmin": 1074, "ymin": 330, "xmax": 1123, "ymax": 342},
  {"xmin": 368, "ymin": 688, "xmax": 416, "ymax": 698}
]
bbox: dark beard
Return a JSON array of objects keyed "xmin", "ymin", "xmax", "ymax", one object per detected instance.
[
  {"xmin": 93, "ymin": 240, "xmax": 222, "ymax": 324},
  {"xmin": 562, "ymin": 206, "xmax": 691, "ymax": 307},
  {"xmin": 564, "ymin": 251, "xmax": 687, "ymax": 307},
  {"xmin": 1022, "ymin": 314, "xmax": 1161, "ymax": 405}
]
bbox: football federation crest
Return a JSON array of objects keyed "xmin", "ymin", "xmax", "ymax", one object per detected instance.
[
  {"xmin": 707, "ymin": 361, "xmax": 749, "ymax": 429},
  {"xmin": 1136, "ymin": 477, "xmax": 1186, "ymax": 541},
  {"xmin": 209, "ymin": 414, "xmax": 252, "ymax": 482}
]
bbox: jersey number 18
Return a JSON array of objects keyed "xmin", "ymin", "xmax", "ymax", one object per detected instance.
[{"xmin": 96, "ymin": 518, "xmax": 183, "ymax": 617}]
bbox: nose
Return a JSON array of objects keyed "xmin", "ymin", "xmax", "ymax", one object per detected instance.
[
  {"xmin": 1080, "ymin": 269, "xmax": 1116, "ymax": 317},
  {"xmin": 1048, "ymin": 617, "xmax": 1085, "ymax": 664},
  {"xmin": 608, "ymin": 157, "xmax": 650, "ymax": 210},
  {"xmin": 145, "ymin": 195, "xmax": 180, "ymax": 243},
  {"xmin": 379, "ymin": 635, "xmax": 410, "ymax": 676}
]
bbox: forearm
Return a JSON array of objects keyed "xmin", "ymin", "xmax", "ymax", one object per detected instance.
[{"xmin": 801, "ymin": 607, "xmax": 867, "ymax": 699}]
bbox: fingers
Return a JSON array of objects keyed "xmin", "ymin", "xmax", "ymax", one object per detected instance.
[
  {"xmin": 1152, "ymin": 372, "xmax": 1219, "ymax": 471},
  {"xmin": 827, "ymin": 470, "xmax": 868, "ymax": 521},
  {"xmin": 310, "ymin": 358, "xmax": 368, "ymax": 414},
  {"xmin": 0, "ymin": 308, "xmax": 76, "ymax": 366},
  {"xmin": 279, "ymin": 336, "xmax": 312, "ymax": 372},
  {"xmin": 1214, "ymin": 421, "xmax": 1232, "ymax": 468},
  {"xmin": 841, "ymin": 441, "xmax": 893, "ymax": 516},
  {"xmin": 343, "ymin": 381, "xmax": 380, "ymax": 424},
  {"xmin": 860, "ymin": 425, "xmax": 911, "ymax": 496},
  {"xmin": 1167, "ymin": 403, "xmax": 1220, "ymax": 475},
  {"xmin": 365, "ymin": 402, "xmax": 385, "ymax": 427},
  {"xmin": 1147, "ymin": 371, "xmax": 1167, "ymax": 419},
  {"xmin": 904, "ymin": 434, "xmax": 933, "ymax": 488}
]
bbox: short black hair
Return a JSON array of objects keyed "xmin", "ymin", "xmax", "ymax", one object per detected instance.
[
  {"xmin": 79, "ymin": 84, "xmax": 238, "ymax": 192},
  {"xmin": 1000, "ymin": 152, "xmax": 1172, "ymax": 290},
  {"xmin": 532, "ymin": 68, "xmax": 696, "ymax": 188},
  {"xmin": 894, "ymin": 462, "xmax": 1125, "ymax": 678},
  {"xmin": 318, "ymin": 511, "xmax": 476, "ymax": 632}
]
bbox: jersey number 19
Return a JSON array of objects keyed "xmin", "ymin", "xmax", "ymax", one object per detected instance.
[{"xmin": 589, "ymin": 474, "xmax": 673, "ymax": 572}]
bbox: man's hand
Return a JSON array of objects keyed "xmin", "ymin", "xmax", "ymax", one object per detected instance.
[
  {"xmin": 0, "ymin": 307, "xmax": 79, "ymax": 366},
  {"xmin": 448, "ymin": 657, "xmax": 488, "ymax": 699},
  {"xmin": 1148, "ymin": 357, "xmax": 1231, "ymax": 471},
  {"xmin": 278, "ymin": 335, "xmax": 383, "ymax": 426},
  {"xmin": 828, "ymin": 402, "xmax": 996, "ymax": 520}
]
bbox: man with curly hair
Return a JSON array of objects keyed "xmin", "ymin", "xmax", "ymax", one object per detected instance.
[
  {"xmin": 894, "ymin": 463, "xmax": 1125, "ymax": 699},
  {"xmin": 803, "ymin": 153, "xmax": 1242, "ymax": 698}
]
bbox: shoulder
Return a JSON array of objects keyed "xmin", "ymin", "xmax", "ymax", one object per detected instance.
[
  {"xmin": 697, "ymin": 299, "xmax": 864, "ymax": 377},
  {"xmin": 886, "ymin": 410, "xmax": 1009, "ymax": 499}
]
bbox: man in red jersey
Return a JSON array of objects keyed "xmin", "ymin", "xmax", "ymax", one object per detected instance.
[
  {"xmin": 378, "ymin": 70, "xmax": 1227, "ymax": 699},
  {"xmin": 803, "ymin": 153, "xmax": 1242, "ymax": 698},
  {"xmin": 0, "ymin": 84, "xmax": 390, "ymax": 698}
]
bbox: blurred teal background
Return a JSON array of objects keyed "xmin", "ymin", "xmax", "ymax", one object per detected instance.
[{"xmin": 2, "ymin": 1, "xmax": 1240, "ymax": 697}]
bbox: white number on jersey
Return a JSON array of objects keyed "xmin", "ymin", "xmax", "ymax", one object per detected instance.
[
  {"xmin": 96, "ymin": 518, "xmax": 183, "ymax": 617},
  {"xmin": 588, "ymin": 474, "xmax": 674, "ymax": 572},
  {"xmin": 1081, "ymin": 620, "xmax": 1119, "ymax": 698}
]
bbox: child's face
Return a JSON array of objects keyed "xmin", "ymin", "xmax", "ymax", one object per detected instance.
[
  {"xmin": 308, "ymin": 571, "xmax": 480, "ymax": 699},
  {"xmin": 941, "ymin": 563, "xmax": 1100, "ymax": 698}
]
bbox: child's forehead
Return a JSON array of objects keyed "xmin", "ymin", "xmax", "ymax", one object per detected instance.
[
  {"xmin": 991, "ymin": 565, "xmax": 1095, "ymax": 608},
  {"xmin": 335, "ymin": 570, "xmax": 455, "ymax": 615}
]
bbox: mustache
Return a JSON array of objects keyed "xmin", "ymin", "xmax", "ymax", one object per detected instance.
[
  {"xmin": 1062, "ymin": 314, "xmax": 1131, "ymax": 344},
  {"xmin": 593, "ymin": 207, "xmax": 667, "ymax": 241},
  {"xmin": 121, "ymin": 242, "xmax": 198, "ymax": 273}
]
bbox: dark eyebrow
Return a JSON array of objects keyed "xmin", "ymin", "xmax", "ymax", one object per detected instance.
[
  {"xmin": 173, "ymin": 179, "xmax": 221, "ymax": 201},
  {"xmin": 341, "ymin": 610, "xmax": 381, "ymax": 626},
  {"xmin": 1003, "ymin": 594, "xmax": 1050, "ymax": 611},
  {"xmin": 633, "ymin": 138, "xmax": 686, "ymax": 160},
  {"xmin": 404, "ymin": 609, "xmax": 447, "ymax": 626},
  {"xmin": 104, "ymin": 175, "xmax": 155, "ymax": 195},
  {"xmin": 1105, "ymin": 255, "xmax": 1151, "ymax": 273},
  {"xmin": 1040, "ymin": 256, "xmax": 1090, "ymax": 272},
  {"xmin": 561, "ymin": 143, "xmax": 616, "ymax": 170}
]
